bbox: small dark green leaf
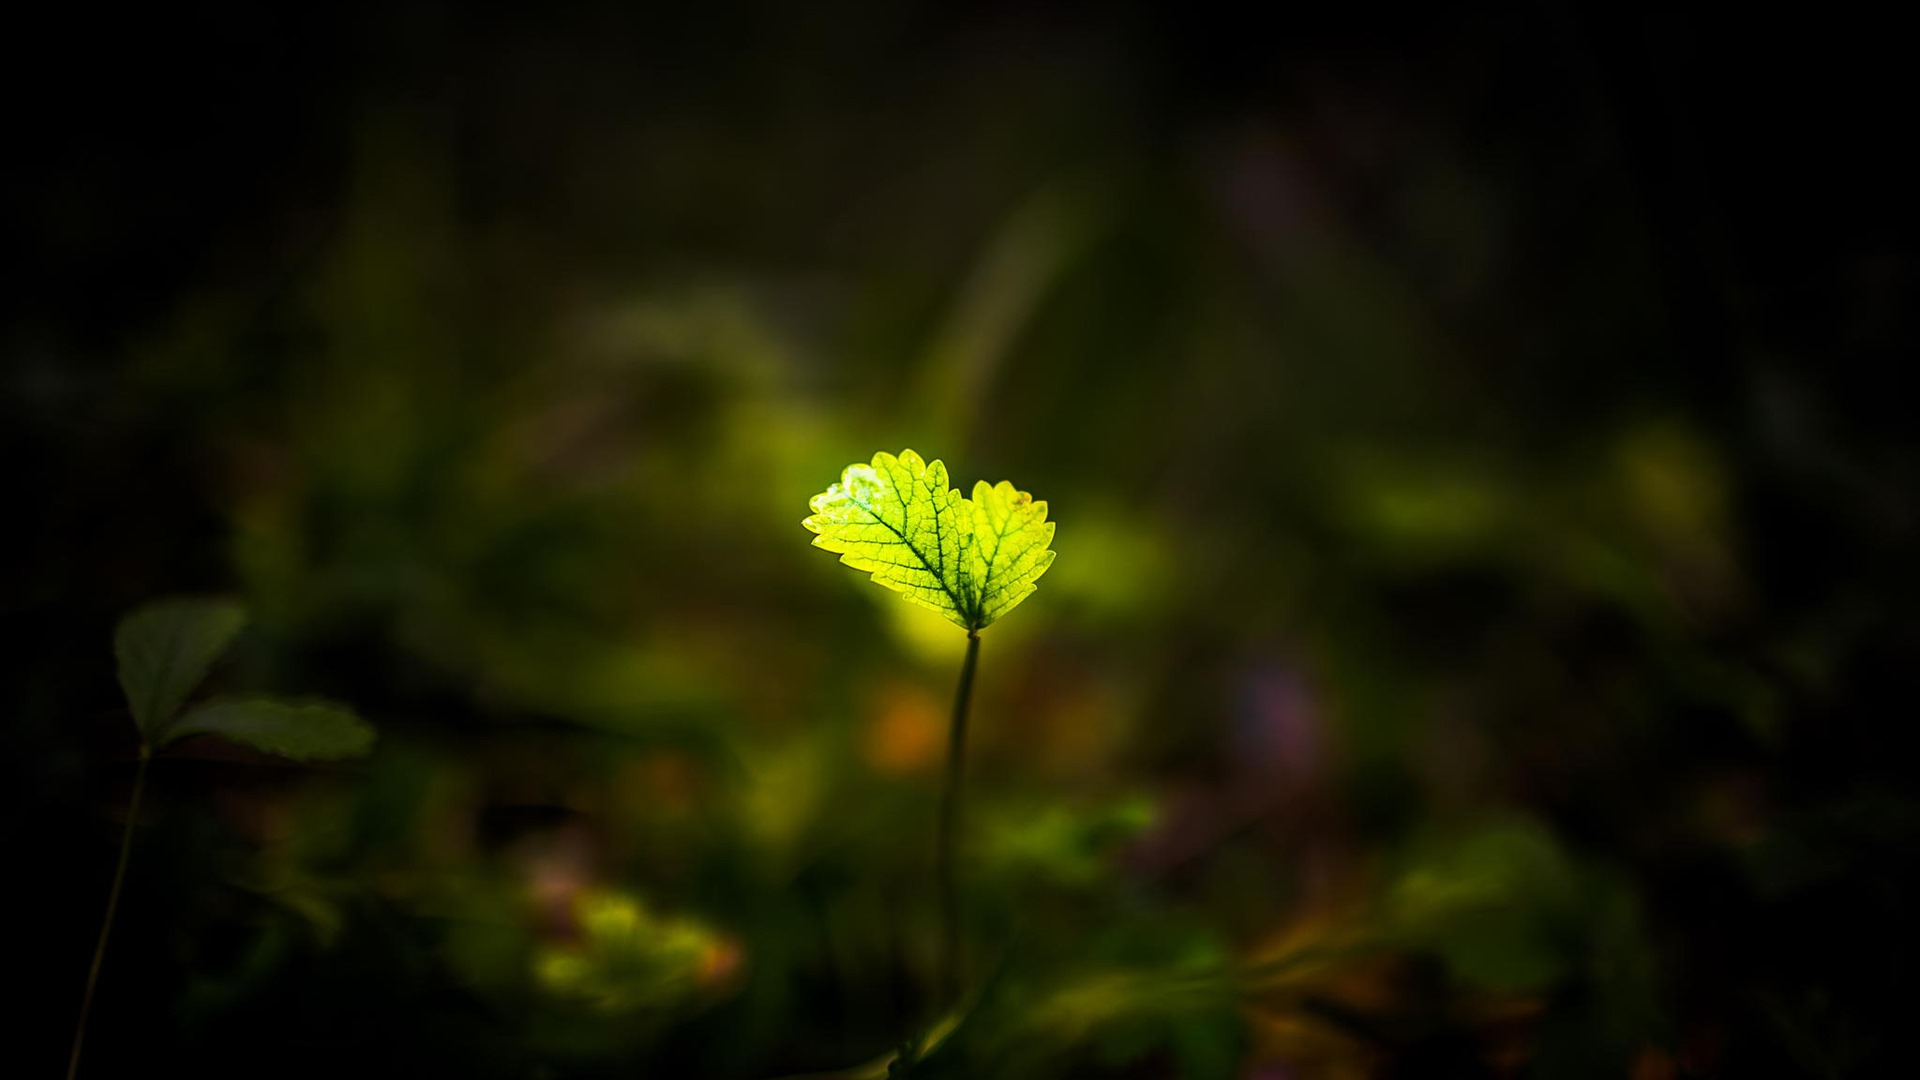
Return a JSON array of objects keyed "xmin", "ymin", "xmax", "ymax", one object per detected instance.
[
  {"xmin": 164, "ymin": 697, "xmax": 376, "ymax": 761},
  {"xmin": 115, "ymin": 597, "xmax": 248, "ymax": 743}
]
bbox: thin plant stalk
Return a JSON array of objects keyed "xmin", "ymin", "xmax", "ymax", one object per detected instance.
[
  {"xmin": 68, "ymin": 745, "xmax": 150, "ymax": 1080},
  {"xmin": 935, "ymin": 630, "xmax": 981, "ymax": 1005}
]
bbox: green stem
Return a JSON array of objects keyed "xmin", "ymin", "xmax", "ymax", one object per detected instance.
[
  {"xmin": 935, "ymin": 630, "xmax": 981, "ymax": 1005},
  {"xmin": 68, "ymin": 746, "xmax": 150, "ymax": 1080}
]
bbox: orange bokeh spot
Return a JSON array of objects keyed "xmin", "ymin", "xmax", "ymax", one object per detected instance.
[{"xmin": 864, "ymin": 681, "xmax": 943, "ymax": 775}]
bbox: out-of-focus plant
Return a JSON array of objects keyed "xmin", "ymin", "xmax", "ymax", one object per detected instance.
[
  {"xmin": 535, "ymin": 889, "xmax": 742, "ymax": 1013},
  {"xmin": 803, "ymin": 449, "xmax": 1056, "ymax": 1020},
  {"xmin": 68, "ymin": 598, "xmax": 375, "ymax": 1080}
]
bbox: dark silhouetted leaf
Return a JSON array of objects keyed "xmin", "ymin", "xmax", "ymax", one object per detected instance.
[
  {"xmin": 164, "ymin": 697, "xmax": 376, "ymax": 761},
  {"xmin": 114, "ymin": 597, "xmax": 247, "ymax": 743}
]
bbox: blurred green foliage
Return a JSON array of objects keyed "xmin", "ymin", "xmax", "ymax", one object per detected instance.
[{"xmin": 7, "ymin": 2, "xmax": 1917, "ymax": 1078}]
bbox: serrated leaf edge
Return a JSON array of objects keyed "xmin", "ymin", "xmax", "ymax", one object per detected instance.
[{"xmin": 804, "ymin": 449, "xmax": 1056, "ymax": 631}]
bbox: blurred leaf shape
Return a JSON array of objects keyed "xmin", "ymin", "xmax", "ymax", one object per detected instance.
[
  {"xmin": 1338, "ymin": 455, "xmax": 1512, "ymax": 561},
  {"xmin": 892, "ymin": 945, "xmax": 1239, "ymax": 1080},
  {"xmin": 1389, "ymin": 818, "xmax": 1577, "ymax": 994},
  {"xmin": 1614, "ymin": 420, "xmax": 1727, "ymax": 553},
  {"xmin": 534, "ymin": 890, "xmax": 740, "ymax": 1014},
  {"xmin": 1019, "ymin": 960, "xmax": 1241, "ymax": 1080},
  {"xmin": 115, "ymin": 596, "xmax": 247, "ymax": 742},
  {"xmin": 164, "ymin": 697, "xmax": 376, "ymax": 761},
  {"xmin": 978, "ymin": 796, "xmax": 1156, "ymax": 889},
  {"xmin": 912, "ymin": 178, "xmax": 1102, "ymax": 446},
  {"xmin": 804, "ymin": 449, "xmax": 1056, "ymax": 631},
  {"xmin": 739, "ymin": 734, "xmax": 829, "ymax": 863}
]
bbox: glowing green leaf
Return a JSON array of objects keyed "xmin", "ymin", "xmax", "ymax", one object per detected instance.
[
  {"xmin": 967, "ymin": 480, "xmax": 1057, "ymax": 629},
  {"xmin": 163, "ymin": 697, "xmax": 376, "ymax": 761},
  {"xmin": 115, "ymin": 597, "xmax": 247, "ymax": 743},
  {"xmin": 804, "ymin": 449, "xmax": 1056, "ymax": 631}
]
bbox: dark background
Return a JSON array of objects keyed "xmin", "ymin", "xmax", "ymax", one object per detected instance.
[{"xmin": 5, "ymin": 3, "xmax": 1916, "ymax": 1077}]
